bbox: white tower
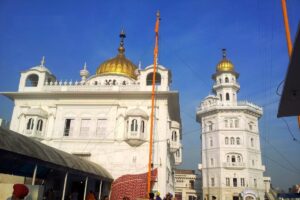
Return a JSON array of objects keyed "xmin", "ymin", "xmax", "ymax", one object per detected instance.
[{"xmin": 197, "ymin": 49, "xmax": 268, "ymax": 200}]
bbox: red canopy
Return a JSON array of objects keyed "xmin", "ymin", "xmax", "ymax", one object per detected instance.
[{"xmin": 110, "ymin": 168, "xmax": 157, "ymax": 200}]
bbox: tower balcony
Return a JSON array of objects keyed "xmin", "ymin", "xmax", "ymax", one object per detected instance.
[
  {"xmin": 24, "ymin": 130, "xmax": 45, "ymax": 140},
  {"xmin": 175, "ymin": 154, "xmax": 182, "ymax": 165},
  {"xmin": 125, "ymin": 132, "xmax": 146, "ymax": 147},
  {"xmin": 213, "ymin": 82, "xmax": 240, "ymax": 90},
  {"xmin": 223, "ymin": 162, "xmax": 246, "ymax": 169},
  {"xmin": 197, "ymin": 100, "xmax": 263, "ymax": 117},
  {"xmin": 170, "ymin": 141, "xmax": 180, "ymax": 153}
]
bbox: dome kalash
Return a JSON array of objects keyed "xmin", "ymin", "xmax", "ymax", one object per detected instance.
[
  {"xmin": 213, "ymin": 48, "xmax": 239, "ymax": 78},
  {"xmin": 96, "ymin": 30, "xmax": 138, "ymax": 80},
  {"xmin": 216, "ymin": 48, "xmax": 234, "ymax": 72}
]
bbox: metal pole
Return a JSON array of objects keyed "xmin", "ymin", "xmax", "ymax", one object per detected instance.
[
  {"xmin": 32, "ymin": 164, "xmax": 37, "ymax": 185},
  {"xmin": 61, "ymin": 172, "xmax": 68, "ymax": 200},
  {"xmin": 83, "ymin": 177, "xmax": 88, "ymax": 200},
  {"xmin": 98, "ymin": 180, "xmax": 103, "ymax": 200}
]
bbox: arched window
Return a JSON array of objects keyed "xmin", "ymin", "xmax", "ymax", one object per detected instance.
[
  {"xmin": 131, "ymin": 119, "xmax": 138, "ymax": 132},
  {"xmin": 251, "ymin": 138, "xmax": 254, "ymax": 147},
  {"xmin": 219, "ymin": 94, "xmax": 222, "ymax": 101},
  {"xmin": 176, "ymin": 150, "xmax": 180, "ymax": 157},
  {"xmin": 207, "ymin": 121, "xmax": 213, "ymax": 131},
  {"xmin": 26, "ymin": 118, "xmax": 34, "ymax": 130},
  {"xmin": 231, "ymin": 155, "xmax": 236, "ymax": 163},
  {"xmin": 171, "ymin": 132, "xmax": 174, "ymax": 141},
  {"xmin": 227, "ymin": 155, "xmax": 230, "ymax": 162},
  {"xmin": 25, "ymin": 74, "xmax": 39, "ymax": 87},
  {"xmin": 210, "ymin": 158, "xmax": 214, "ymax": 166},
  {"xmin": 37, "ymin": 119, "xmax": 43, "ymax": 131},
  {"xmin": 146, "ymin": 72, "xmax": 161, "ymax": 85},
  {"xmin": 226, "ymin": 93, "xmax": 230, "ymax": 101},
  {"xmin": 224, "ymin": 120, "xmax": 228, "ymax": 128},
  {"xmin": 225, "ymin": 77, "xmax": 229, "ymax": 83},
  {"xmin": 234, "ymin": 119, "xmax": 239, "ymax": 128},
  {"xmin": 230, "ymin": 137, "xmax": 235, "ymax": 145},
  {"xmin": 237, "ymin": 155, "xmax": 241, "ymax": 162},
  {"xmin": 236, "ymin": 137, "xmax": 240, "ymax": 145},
  {"xmin": 249, "ymin": 122, "xmax": 254, "ymax": 130},
  {"xmin": 141, "ymin": 120, "xmax": 145, "ymax": 133},
  {"xmin": 174, "ymin": 131, "xmax": 177, "ymax": 141},
  {"xmin": 219, "ymin": 78, "xmax": 222, "ymax": 83},
  {"xmin": 210, "ymin": 137, "xmax": 213, "ymax": 147},
  {"xmin": 225, "ymin": 137, "xmax": 229, "ymax": 145}
]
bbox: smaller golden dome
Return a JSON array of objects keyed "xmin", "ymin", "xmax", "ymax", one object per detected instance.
[
  {"xmin": 96, "ymin": 30, "xmax": 138, "ymax": 79},
  {"xmin": 216, "ymin": 49, "xmax": 234, "ymax": 72}
]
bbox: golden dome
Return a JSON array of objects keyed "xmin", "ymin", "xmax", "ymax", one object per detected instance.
[
  {"xmin": 216, "ymin": 49, "xmax": 234, "ymax": 72},
  {"xmin": 96, "ymin": 30, "xmax": 138, "ymax": 79}
]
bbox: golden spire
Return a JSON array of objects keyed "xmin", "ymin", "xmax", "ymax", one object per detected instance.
[
  {"xmin": 118, "ymin": 29, "xmax": 126, "ymax": 55},
  {"xmin": 222, "ymin": 48, "xmax": 226, "ymax": 59}
]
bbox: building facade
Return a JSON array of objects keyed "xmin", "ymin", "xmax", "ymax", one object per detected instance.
[
  {"xmin": 1, "ymin": 32, "xmax": 182, "ymax": 196},
  {"xmin": 174, "ymin": 169, "xmax": 201, "ymax": 200},
  {"xmin": 196, "ymin": 49, "xmax": 269, "ymax": 200}
]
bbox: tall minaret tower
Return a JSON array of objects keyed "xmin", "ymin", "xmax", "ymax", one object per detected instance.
[{"xmin": 196, "ymin": 49, "xmax": 268, "ymax": 200}]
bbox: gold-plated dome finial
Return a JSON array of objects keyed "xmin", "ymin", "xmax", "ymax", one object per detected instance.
[
  {"xmin": 222, "ymin": 48, "xmax": 226, "ymax": 59},
  {"xmin": 118, "ymin": 29, "xmax": 126, "ymax": 54},
  {"xmin": 216, "ymin": 48, "xmax": 234, "ymax": 72}
]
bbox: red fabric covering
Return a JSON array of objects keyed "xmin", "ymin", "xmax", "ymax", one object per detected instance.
[
  {"xmin": 13, "ymin": 184, "xmax": 29, "ymax": 199},
  {"xmin": 110, "ymin": 168, "xmax": 157, "ymax": 200}
]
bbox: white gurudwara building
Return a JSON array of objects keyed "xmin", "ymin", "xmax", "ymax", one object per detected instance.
[
  {"xmin": 196, "ymin": 49, "xmax": 270, "ymax": 200},
  {"xmin": 1, "ymin": 32, "xmax": 182, "ymax": 195}
]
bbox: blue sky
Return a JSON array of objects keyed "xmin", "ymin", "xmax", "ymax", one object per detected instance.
[{"xmin": 0, "ymin": 0, "xmax": 300, "ymax": 191}]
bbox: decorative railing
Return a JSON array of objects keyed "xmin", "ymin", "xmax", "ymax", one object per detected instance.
[
  {"xmin": 170, "ymin": 141, "xmax": 180, "ymax": 152},
  {"xmin": 43, "ymin": 80, "xmax": 142, "ymax": 92},
  {"xmin": 213, "ymin": 82, "xmax": 240, "ymax": 88},
  {"xmin": 24, "ymin": 129, "xmax": 44, "ymax": 138},
  {"xmin": 197, "ymin": 100, "xmax": 262, "ymax": 113},
  {"xmin": 223, "ymin": 162, "xmax": 246, "ymax": 169}
]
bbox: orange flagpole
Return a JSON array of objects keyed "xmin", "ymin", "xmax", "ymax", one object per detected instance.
[
  {"xmin": 280, "ymin": 0, "xmax": 300, "ymax": 127},
  {"xmin": 147, "ymin": 11, "xmax": 160, "ymax": 195},
  {"xmin": 281, "ymin": 0, "xmax": 293, "ymax": 56}
]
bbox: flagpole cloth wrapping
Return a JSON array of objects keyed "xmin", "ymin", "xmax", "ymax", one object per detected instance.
[
  {"xmin": 110, "ymin": 168, "xmax": 158, "ymax": 200},
  {"xmin": 147, "ymin": 10, "xmax": 160, "ymax": 195}
]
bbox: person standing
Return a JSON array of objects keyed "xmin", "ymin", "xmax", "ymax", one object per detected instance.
[
  {"xmin": 86, "ymin": 191, "xmax": 96, "ymax": 200},
  {"xmin": 149, "ymin": 192, "xmax": 155, "ymax": 200},
  {"xmin": 8, "ymin": 184, "xmax": 29, "ymax": 200},
  {"xmin": 155, "ymin": 192, "xmax": 162, "ymax": 200}
]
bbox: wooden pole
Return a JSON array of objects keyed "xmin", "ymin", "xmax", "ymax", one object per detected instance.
[
  {"xmin": 147, "ymin": 11, "xmax": 160, "ymax": 195},
  {"xmin": 281, "ymin": 0, "xmax": 300, "ymax": 127}
]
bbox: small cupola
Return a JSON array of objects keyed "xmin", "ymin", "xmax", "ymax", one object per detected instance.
[{"xmin": 18, "ymin": 56, "xmax": 56, "ymax": 91}]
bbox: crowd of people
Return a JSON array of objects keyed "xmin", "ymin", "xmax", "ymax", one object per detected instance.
[
  {"xmin": 148, "ymin": 191, "xmax": 176, "ymax": 200},
  {"xmin": 120, "ymin": 191, "xmax": 176, "ymax": 200},
  {"xmin": 7, "ymin": 183, "xmax": 177, "ymax": 200}
]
